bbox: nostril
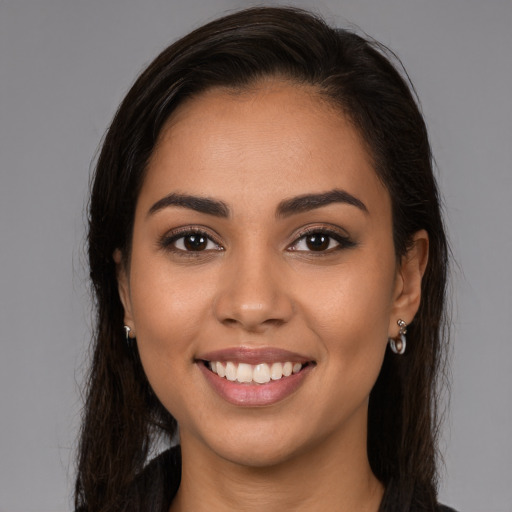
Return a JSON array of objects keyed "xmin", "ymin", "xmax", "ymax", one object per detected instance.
[
  {"xmin": 213, "ymin": 275, "xmax": 294, "ymax": 330},
  {"xmin": 221, "ymin": 317, "xmax": 286, "ymax": 332},
  {"xmin": 263, "ymin": 318, "xmax": 286, "ymax": 327}
]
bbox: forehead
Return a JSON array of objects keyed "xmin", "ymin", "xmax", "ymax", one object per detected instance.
[{"xmin": 140, "ymin": 81, "xmax": 388, "ymax": 217}]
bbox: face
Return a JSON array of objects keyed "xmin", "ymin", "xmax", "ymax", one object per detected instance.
[{"xmin": 117, "ymin": 81, "xmax": 425, "ymax": 468}]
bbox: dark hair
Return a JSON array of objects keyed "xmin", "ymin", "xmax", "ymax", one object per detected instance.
[{"xmin": 76, "ymin": 6, "xmax": 449, "ymax": 512}]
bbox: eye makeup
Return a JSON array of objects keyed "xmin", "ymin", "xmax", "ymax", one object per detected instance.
[
  {"xmin": 288, "ymin": 225, "xmax": 356, "ymax": 254},
  {"xmin": 157, "ymin": 221, "xmax": 357, "ymax": 261}
]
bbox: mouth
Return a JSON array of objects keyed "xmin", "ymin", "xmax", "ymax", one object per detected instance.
[
  {"xmin": 195, "ymin": 347, "xmax": 316, "ymax": 406},
  {"xmin": 201, "ymin": 360, "xmax": 312, "ymax": 384}
]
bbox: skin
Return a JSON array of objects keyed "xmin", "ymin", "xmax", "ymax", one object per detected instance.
[{"xmin": 115, "ymin": 81, "xmax": 428, "ymax": 512}]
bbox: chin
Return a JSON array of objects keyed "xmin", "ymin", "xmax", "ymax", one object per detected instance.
[
  {"xmin": 192, "ymin": 423, "xmax": 320, "ymax": 470},
  {"xmin": 214, "ymin": 442, "xmax": 302, "ymax": 469}
]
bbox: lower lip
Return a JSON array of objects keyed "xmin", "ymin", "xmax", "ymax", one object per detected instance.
[{"xmin": 198, "ymin": 362, "xmax": 312, "ymax": 407}]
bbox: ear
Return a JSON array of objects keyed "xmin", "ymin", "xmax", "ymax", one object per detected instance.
[
  {"xmin": 389, "ymin": 230, "xmax": 429, "ymax": 334},
  {"xmin": 113, "ymin": 249, "xmax": 135, "ymax": 330}
]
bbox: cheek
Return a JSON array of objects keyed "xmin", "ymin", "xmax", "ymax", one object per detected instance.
[
  {"xmin": 129, "ymin": 247, "xmax": 213, "ymax": 337},
  {"xmin": 126, "ymin": 252, "xmax": 216, "ymax": 397},
  {"xmin": 128, "ymin": 270, "xmax": 210, "ymax": 419},
  {"xmin": 298, "ymin": 255, "xmax": 396, "ymax": 388},
  {"xmin": 302, "ymin": 256, "xmax": 397, "ymax": 338}
]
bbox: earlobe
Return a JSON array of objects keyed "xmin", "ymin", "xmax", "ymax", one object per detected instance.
[
  {"xmin": 390, "ymin": 230, "xmax": 429, "ymax": 329},
  {"xmin": 113, "ymin": 249, "xmax": 134, "ymax": 328}
]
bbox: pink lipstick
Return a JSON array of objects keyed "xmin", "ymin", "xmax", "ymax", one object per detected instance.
[{"xmin": 196, "ymin": 347, "xmax": 315, "ymax": 407}]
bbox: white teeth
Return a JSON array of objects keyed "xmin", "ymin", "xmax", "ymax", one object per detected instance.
[
  {"xmin": 270, "ymin": 362, "xmax": 283, "ymax": 380},
  {"xmin": 236, "ymin": 363, "xmax": 253, "ymax": 383},
  {"xmin": 207, "ymin": 360, "xmax": 304, "ymax": 384},
  {"xmin": 253, "ymin": 363, "xmax": 271, "ymax": 384},
  {"xmin": 225, "ymin": 362, "xmax": 237, "ymax": 382}
]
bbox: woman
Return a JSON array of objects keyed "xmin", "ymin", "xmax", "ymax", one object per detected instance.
[{"xmin": 76, "ymin": 7, "xmax": 454, "ymax": 512}]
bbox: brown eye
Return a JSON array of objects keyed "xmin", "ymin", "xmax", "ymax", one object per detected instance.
[
  {"xmin": 164, "ymin": 230, "xmax": 223, "ymax": 253},
  {"xmin": 305, "ymin": 234, "xmax": 330, "ymax": 251},
  {"xmin": 183, "ymin": 234, "xmax": 208, "ymax": 251},
  {"xmin": 289, "ymin": 229, "xmax": 355, "ymax": 254}
]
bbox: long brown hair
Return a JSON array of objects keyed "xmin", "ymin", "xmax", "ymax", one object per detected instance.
[{"xmin": 76, "ymin": 7, "xmax": 449, "ymax": 511}]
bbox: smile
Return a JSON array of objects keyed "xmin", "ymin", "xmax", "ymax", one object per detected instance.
[
  {"xmin": 207, "ymin": 361, "xmax": 305, "ymax": 384},
  {"xmin": 196, "ymin": 348, "xmax": 315, "ymax": 406}
]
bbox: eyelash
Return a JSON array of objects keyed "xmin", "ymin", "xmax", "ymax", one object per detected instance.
[
  {"xmin": 159, "ymin": 228, "xmax": 223, "ymax": 256},
  {"xmin": 159, "ymin": 226, "xmax": 355, "ymax": 256},
  {"xmin": 289, "ymin": 228, "xmax": 355, "ymax": 253}
]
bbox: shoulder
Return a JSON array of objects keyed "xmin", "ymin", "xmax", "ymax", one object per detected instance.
[
  {"xmin": 75, "ymin": 448, "xmax": 181, "ymax": 512},
  {"xmin": 128, "ymin": 446, "xmax": 181, "ymax": 512},
  {"xmin": 137, "ymin": 445, "xmax": 181, "ymax": 488},
  {"xmin": 438, "ymin": 505, "xmax": 459, "ymax": 512}
]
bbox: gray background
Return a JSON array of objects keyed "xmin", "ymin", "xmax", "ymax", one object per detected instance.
[{"xmin": 0, "ymin": 0, "xmax": 511, "ymax": 511}]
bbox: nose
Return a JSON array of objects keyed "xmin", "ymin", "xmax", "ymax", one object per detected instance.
[{"xmin": 213, "ymin": 248, "xmax": 294, "ymax": 333}]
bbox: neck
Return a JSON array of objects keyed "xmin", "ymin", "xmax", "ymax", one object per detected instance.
[{"xmin": 170, "ymin": 423, "xmax": 384, "ymax": 512}]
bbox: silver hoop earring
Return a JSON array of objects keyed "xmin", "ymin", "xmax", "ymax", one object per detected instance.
[
  {"xmin": 389, "ymin": 319, "xmax": 407, "ymax": 355},
  {"xmin": 124, "ymin": 325, "xmax": 132, "ymax": 343}
]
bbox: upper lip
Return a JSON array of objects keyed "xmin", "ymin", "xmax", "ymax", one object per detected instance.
[{"xmin": 196, "ymin": 346, "xmax": 312, "ymax": 365}]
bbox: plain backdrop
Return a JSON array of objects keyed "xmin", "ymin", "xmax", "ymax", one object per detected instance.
[{"xmin": 0, "ymin": 1, "xmax": 511, "ymax": 511}]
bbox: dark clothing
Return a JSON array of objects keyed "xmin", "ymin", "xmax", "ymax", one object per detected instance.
[{"xmin": 127, "ymin": 446, "xmax": 458, "ymax": 512}]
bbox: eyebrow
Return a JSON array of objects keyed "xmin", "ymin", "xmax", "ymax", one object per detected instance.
[
  {"xmin": 148, "ymin": 193, "xmax": 230, "ymax": 218},
  {"xmin": 276, "ymin": 189, "xmax": 368, "ymax": 218},
  {"xmin": 147, "ymin": 188, "xmax": 367, "ymax": 219}
]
